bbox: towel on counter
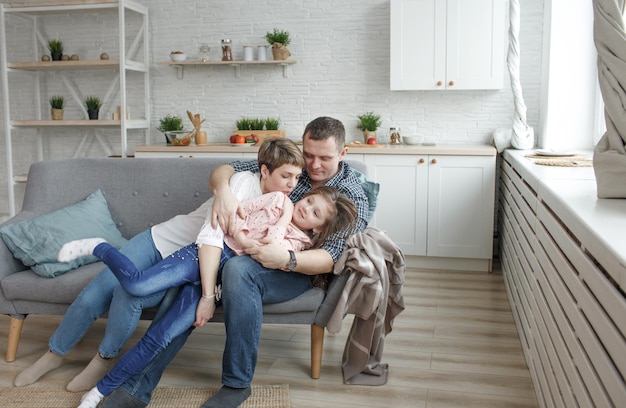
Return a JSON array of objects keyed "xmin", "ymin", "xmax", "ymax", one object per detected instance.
[{"xmin": 330, "ymin": 227, "xmax": 405, "ymax": 385}]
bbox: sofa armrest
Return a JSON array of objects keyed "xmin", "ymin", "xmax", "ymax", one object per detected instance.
[{"xmin": 313, "ymin": 272, "xmax": 350, "ymax": 328}]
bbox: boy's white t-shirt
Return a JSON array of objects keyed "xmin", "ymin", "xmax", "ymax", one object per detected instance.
[{"xmin": 151, "ymin": 171, "xmax": 262, "ymax": 258}]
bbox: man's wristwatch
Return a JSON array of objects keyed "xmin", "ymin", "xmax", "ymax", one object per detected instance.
[{"xmin": 286, "ymin": 250, "xmax": 297, "ymax": 271}]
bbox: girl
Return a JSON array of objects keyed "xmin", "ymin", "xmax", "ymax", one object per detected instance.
[{"xmin": 62, "ymin": 186, "xmax": 357, "ymax": 408}]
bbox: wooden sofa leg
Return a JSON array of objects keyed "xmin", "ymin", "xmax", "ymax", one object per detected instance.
[
  {"xmin": 6, "ymin": 317, "xmax": 24, "ymax": 362},
  {"xmin": 310, "ymin": 324, "xmax": 324, "ymax": 379}
]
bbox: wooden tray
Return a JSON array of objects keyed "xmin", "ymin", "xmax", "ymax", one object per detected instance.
[{"xmin": 346, "ymin": 143, "xmax": 388, "ymax": 148}]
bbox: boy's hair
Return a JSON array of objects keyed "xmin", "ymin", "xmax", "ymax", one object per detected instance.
[
  {"xmin": 257, "ymin": 138, "xmax": 304, "ymax": 172},
  {"xmin": 302, "ymin": 117, "xmax": 346, "ymax": 151},
  {"xmin": 304, "ymin": 185, "xmax": 357, "ymax": 249}
]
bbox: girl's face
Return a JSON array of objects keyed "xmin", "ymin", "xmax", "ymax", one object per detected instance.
[
  {"xmin": 261, "ymin": 164, "xmax": 301, "ymax": 194},
  {"xmin": 292, "ymin": 193, "xmax": 335, "ymax": 233}
]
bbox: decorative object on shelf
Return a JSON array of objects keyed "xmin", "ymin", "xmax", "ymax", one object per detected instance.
[
  {"xmin": 84, "ymin": 96, "xmax": 102, "ymax": 120},
  {"xmin": 221, "ymin": 39, "xmax": 233, "ymax": 61},
  {"xmin": 243, "ymin": 45, "xmax": 254, "ymax": 61},
  {"xmin": 389, "ymin": 127, "xmax": 401, "ymax": 144},
  {"xmin": 70, "ymin": 54, "xmax": 79, "ymax": 61},
  {"xmin": 257, "ymin": 45, "xmax": 268, "ymax": 61},
  {"xmin": 199, "ymin": 44, "xmax": 210, "ymax": 62},
  {"xmin": 356, "ymin": 111, "xmax": 382, "ymax": 143},
  {"xmin": 233, "ymin": 116, "xmax": 285, "ymax": 142},
  {"xmin": 170, "ymin": 51, "xmax": 186, "ymax": 62},
  {"xmin": 41, "ymin": 55, "xmax": 50, "ymax": 62},
  {"xmin": 100, "ymin": 52, "xmax": 109, "ymax": 60},
  {"xmin": 158, "ymin": 114, "xmax": 184, "ymax": 144},
  {"xmin": 47, "ymin": 39, "xmax": 63, "ymax": 61},
  {"xmin": 402, "ymin": 135, "xmax": 423, "ymax": 145},
  {"xmin": 61, "ymin": 54, "xmax": 70, "ymax": 61},
  {"xmin": 49, "ymin": 95, "xmax": 65, "ymax": 120},
  {"xmin": 186, "ymin": 110, "xmax": 206, "ymax": 144},
  {"xmin": 165, "ymin": 131, "xmax": 192, "ymax": 146},
  {"xmin": 265, "ymin": 28, "xmax": 291, "ymax": 60}
]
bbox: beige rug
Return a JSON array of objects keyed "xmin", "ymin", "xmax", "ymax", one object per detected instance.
[
  {"xmin": 525, "ymin": 154, "xmax": 593, "ymax": 167},
  {"xmin": 0, "ymin": 385, "xmax": 290, "ymax": 407}
]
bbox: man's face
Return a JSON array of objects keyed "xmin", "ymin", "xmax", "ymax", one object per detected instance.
[
  {"xmin": 302, "ymin": 133, "xmax": 347, "ymax": 186},
  {"xmin": 261, "ymin": 164, "xmax": 302, "ymax": 194}
]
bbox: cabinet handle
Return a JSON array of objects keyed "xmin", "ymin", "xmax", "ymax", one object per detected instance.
[
  {"xmin": 436, "ymin": 81, "xmax": 443, "ymax": 86},
  {"xmin": 419, "ymin": 158, "xmax": 425, "ymax": 164},
  {"xmin": 448, "ymin": 80, "xmax": 454, "ymax": 87},
  {"xmin": 431, "ymin": 158, "xmax": 437, "ymax": 164},
  {"xmin": 178, "ymin": 155, "xmax": 184, "ymax": 158}
]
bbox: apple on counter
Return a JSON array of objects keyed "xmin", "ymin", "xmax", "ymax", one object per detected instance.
[{"xmin": 366, "ymin": 137, "xmax": 378, "ymax": 144}]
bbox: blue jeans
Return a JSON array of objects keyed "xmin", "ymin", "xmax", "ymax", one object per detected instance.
[
  {"xmin": 96, "ymin": 245, "xmax": 234, "ymax": 396},
  {"xmin": 48, "ymin": 229, "xmax": 166, "ymax": 358},
  {"xmin": 94, "ymin": 242, "xmax": 207, "ymax": 297},
  {"xmin": 109, "ymin": 255, "xmax": 313, "ymax": 403}
]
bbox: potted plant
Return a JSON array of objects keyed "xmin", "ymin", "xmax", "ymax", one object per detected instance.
[
  {"xmin": 48, "ymin": 39, "xmax": 64, "ymax": 61},
  {"xmin": 49, "ymin": 95, "xmax": 65, "ymax": 120},
  {"xmin": 85, "ymin": 96, "xmax": 102, "ymax": 120},
  {"xmin": 265, "ymin": 117, "xmax": 280, "ymax": 131},
  {"xmin": 158, "ymin": 114, "xmax": 184, "ymax": 144},
  {"xmin": 356, "ymin": 111, "xmax": 382, "ymax": 143},
  {"xmin": 265, "ymin": 28, "xmax": 291, "ymax": 60}
]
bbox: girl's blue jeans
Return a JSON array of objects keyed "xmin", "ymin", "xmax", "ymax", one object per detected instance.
[
  {"xmin": 94, "ymin": 242, "xmax": 234, "ymax": 396},
  {"xmin": 48, "ymin": 229, "xmax": 165, "ymax": 358}
]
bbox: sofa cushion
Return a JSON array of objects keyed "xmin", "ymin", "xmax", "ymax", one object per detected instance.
[
  {"xmin": 0, "ymin": 189, "xmax": 127, "ymax": 278},
  {"xmin": 353, "ymin": 168, "xmax": 380, "ymax": 222}
]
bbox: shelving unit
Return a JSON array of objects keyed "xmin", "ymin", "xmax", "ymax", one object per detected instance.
[
  {"xmin": 157, "ymin": 59, "xmax": 297, "ymax": 79},
  {"xmin": 0, "ymin": 0, "xmax": 150, "ymax": 216}
]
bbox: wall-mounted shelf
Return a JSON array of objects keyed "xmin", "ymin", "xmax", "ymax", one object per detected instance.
[
  {"xmin": 157, "ymin": 59, "xmax": 297, "ymax": 79},
  {"xmin": 8, "ymin": 59, "xmax": 147, "ymax": 72},
  {"xmin": 12, "ymin": 119, "xmax": 149, "ymax": 128}
]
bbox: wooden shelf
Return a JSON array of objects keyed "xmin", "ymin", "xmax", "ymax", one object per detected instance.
[
  {"xmin": 12, "ymin": 119, "xmax": 149, "ymax": 128},
  {"xmin": 157, "ymin": 59, "xmax": 297, "ymax": 79},
  {"xmin": 3, "ymin": 1, "xmax": 141, "ymax": 15},
  {"xmin": 8, "ymin": 59, "xmax": 147, "ymax": 72}
]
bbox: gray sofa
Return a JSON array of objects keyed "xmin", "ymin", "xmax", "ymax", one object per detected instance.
[{"xmin": 0, "ymin": 157, "xmax": 367, "ymax": 378}]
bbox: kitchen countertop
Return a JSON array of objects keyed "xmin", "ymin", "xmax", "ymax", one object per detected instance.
[
  {"xmin": 503, "ymin": 149, "xmax": 626, "ymax": 290},
  {"xmin": 134, "ymin": 143, "xmax": 497, "ymax": 156}
]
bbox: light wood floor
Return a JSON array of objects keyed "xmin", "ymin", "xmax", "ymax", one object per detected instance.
[{"xmin": 0, "ymin": 265, "xmax": 538, "ymax": 407}]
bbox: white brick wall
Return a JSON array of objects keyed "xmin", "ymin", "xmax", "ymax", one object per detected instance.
[{"xmin": 0, "ymin": 0, "xmax": 545, "ymax": 214}]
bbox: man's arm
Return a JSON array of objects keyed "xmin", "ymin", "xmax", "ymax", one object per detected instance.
[
  {"xmin": 245, "ymin": 244, "xmax": 334, "ymax": 275},
  {"xmin": 208, "ymin": 164, "xmax": 244, "ymax": 235}
]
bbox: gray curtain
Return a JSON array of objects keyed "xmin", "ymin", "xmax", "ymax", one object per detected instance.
[{"xmin": 593, "ymin": 0, "xmax": 626, "ymax": 198}]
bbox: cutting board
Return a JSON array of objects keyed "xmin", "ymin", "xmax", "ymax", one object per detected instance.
[{"xmin": 346, "ymin": 143, "xmax": 388, "ymax": 148}]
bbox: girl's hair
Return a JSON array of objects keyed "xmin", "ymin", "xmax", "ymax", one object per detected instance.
[
  {"xmin": 303, "ymin": 186, "xmax": 357, "ymax": 249},
  {"xmin": 257, "ymin": 138, "xmax": 304, "ymax": 172}
]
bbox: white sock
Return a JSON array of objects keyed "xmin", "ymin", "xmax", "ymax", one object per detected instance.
[
  {"xmin": 58, "ymin": 238, "xmax": 106, "ymax": 263},
  {"xmin": 77, "ymin": 387, "xmax": 104, "ymax": 408}
]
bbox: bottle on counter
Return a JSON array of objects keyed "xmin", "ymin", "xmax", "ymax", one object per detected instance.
[{"xmin": 390, "ymin": 127, "xmax": 401, "ymax": 144}]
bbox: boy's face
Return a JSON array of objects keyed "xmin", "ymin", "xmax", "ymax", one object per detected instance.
[
  {"xmin": 292, "ymin": 193, "xmax": 334, "ymax": 233},
  {"xmin": 261, "ymin": 164, "xmax": 302, "ymax": 194}
]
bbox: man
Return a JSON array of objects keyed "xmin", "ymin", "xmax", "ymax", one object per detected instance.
[{"xmin": 101, "ymin": 116, "xmax": 369, "ymax": 408}]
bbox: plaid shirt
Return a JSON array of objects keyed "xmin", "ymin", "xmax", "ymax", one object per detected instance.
[{"xmin": 231, "ymin": 160, "xmax": 369, "ymax": 262}]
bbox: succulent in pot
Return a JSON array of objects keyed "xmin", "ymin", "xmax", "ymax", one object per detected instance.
[
  {"xmin": 158, "ymin": 114, "xmax": 184, "ymax": 144},
  {"xmin": 356, "ymin": 111, "xmax": 382, "ymax": 143},
  {"xmin": 85, "ymin": 96, "xmax": 102, "ymax": 120},
  {"xmin": 265, "ymin": 28, "xmax": 291, "ymax": 60},
  {"xmin": 48, "ymin": 39, "xmax": 64, "ymax": 61},
  {"xmin": 49, "ymin": 95, "xmax": 65, "ymax": 120}
]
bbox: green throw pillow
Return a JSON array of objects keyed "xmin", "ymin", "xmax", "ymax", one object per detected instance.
[
  {"xmin": 0, "ymin": 189, "xmax": 127, "ymax": 278},
  {"xmin": 352, "ymin": 168, "xmax": 380, "ymax": 222}
]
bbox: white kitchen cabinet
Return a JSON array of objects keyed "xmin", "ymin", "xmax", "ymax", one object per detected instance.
[
  {"xmin": 364, "ymin": 154, "xmax": 495, "ymax": 261},
  {"xmin": 390, "ymin": 0, "xmax": 505, "ymax": 90}
]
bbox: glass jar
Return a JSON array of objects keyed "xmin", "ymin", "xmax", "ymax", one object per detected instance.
[
  {"xmin": 221, "ymin": 39, "xmax": 232, "ymax": 61},
  {"xmin": 390, "ymin": 127, "xmax": 401, "ymax": 144}
]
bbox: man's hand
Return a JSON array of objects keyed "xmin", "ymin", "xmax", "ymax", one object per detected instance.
[
  {"xmin": 194, "ymin": 297, "xmax": 216, "ymax": 327},
  {"xmin": 244, "ymin": 241, "xmax": 291, "ymax": 270}
]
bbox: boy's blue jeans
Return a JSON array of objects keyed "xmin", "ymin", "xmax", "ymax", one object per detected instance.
[
  {"xmin": 108, "ymin": 255, "xmax": 313, "ymax": 404},
  {"xmin": 48, "ymin": 229, "xmax": 166, "ymax": 358}
]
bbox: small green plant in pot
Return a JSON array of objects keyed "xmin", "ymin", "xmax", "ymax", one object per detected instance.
[
  {"xmin": 249, "ymin": 117, "xmax": 265, "ymax": 131},
  {"xmin": 49, "ymin": 95, "xmax": 65, "ymax": 120},
  {"xmin": 48, "ymin": 39, "xmax": 64, "ymax": 61},
  {"xmin": 236, "ymin": 117, "xmax": 251, "ymax": 131},
  {"xmin": 356, "ymin": 111, "xmax": 382, "ymax": 143},
  {"xmin": 84, "ymin": 96, "xmax": 102, "ymax": 120},
  {"xmin": 265, "ymin": 28, "xmax": 291, "ymax": 60},
  {"xmin": 158, "ymin": 114, "xmax": 184, "ymax": 144},
  {"xmin": 265, "ymin": 117, "xmax": 280, "ymax": 130}
]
